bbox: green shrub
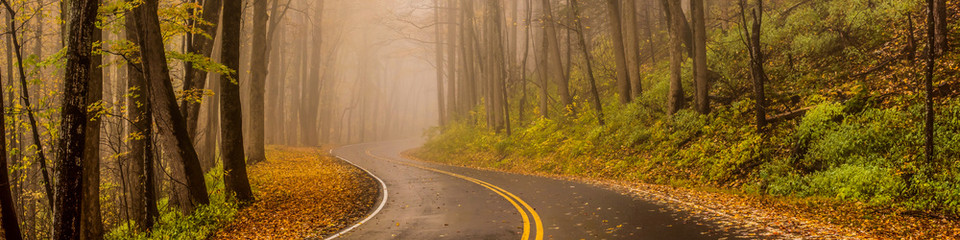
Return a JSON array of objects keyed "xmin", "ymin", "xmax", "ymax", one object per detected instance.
[{"xmin": 106, "ymin": 165, "xmax": 238, "ymax": 240}]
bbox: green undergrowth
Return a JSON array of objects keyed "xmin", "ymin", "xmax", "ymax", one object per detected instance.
[
  {"xmin": 418, "ymin": 0, "xmax": 960, "ymax": 217},
  {"xmin": 417, "ymin": 97, "xmax": 960, "ymax": 216},
  {"xmin": 106, "ymin": 165, "xmax": 238, "ymax": 240}
]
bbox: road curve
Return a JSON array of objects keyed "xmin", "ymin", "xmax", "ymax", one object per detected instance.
[{"xmin": 328, "ymin": 140, "xmax": 742, "ymax": 240}]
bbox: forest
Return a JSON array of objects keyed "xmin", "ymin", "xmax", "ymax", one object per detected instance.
[
  {"xmin": 0, "ymin": 0, "xmax": 956, "ymax": 239},
  {"xmin": 414, "ymin": 0, "xmax": 960, "ymax": 237}
]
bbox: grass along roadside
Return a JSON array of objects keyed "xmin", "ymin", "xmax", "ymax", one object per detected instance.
[{"xmin": 213, "ymin": 145, "xmax": 379, "ymax": 239}]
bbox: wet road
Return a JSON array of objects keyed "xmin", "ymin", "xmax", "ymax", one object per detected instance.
[{"xmin": 327, "ymin": 140, "xmax": 739, "ymax": 240}]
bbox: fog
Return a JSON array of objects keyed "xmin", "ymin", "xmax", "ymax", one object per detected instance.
[{"xmin": 231, "ymin": 0, "xmax": 452, "ymax": 147}]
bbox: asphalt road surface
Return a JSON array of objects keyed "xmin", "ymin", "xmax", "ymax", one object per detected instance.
[{"xmin": 327, "ymin": 140, "xmax": 743, "ymax": 240}]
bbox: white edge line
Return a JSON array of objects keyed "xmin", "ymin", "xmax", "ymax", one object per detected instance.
[{"xmin": 323, "ymin": 146, "xmax": 389, "ymax": 240}]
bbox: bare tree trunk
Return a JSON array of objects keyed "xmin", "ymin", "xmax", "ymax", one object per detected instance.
[
  {"xmin": 80, "ymin": 16, "xmax": 104, "ymax": 240},
  {"xmin": 540, "ymin": 0, "xmax": 572, "ymax": 112},
  {"xmin": 446, "ymin": 0, "xmax": 458, "ymax": 121},
  {"xmin": 434, "ymin": 0, "xmax": 447, "ymax": 126},
  {"xmin": 300, "ymin": 1, "xmax": 325, "ymax": 146},
  {"xmin": 739, "ymin": 0, "xmax": 767, "ymax": 132},
  {"xmin": 642, "ymin": 0, "xmax": 657, "ymax": 66},
  {"xmin": 460, "ymin": 0, "xmax": 478, "ymax": 118},
  {"xmin": 52, "ymin": 0, "xmax": 99, "ymax": 237},
  {"xmin": 622, "ymin": 0, "xmax": 642, "ymax": 98},
  {"xmin": 691, "ymin": 0, "xmax": 709, "ymax": 114},
  {"xmin": 181, "ymin": 0, "xmax": 222, "ymax": 138},
  {"xmin": 925, "ymin": 0, "xmax": 937, "ymax": 164},
  {"xmin": 246, "ymin": 0, "xmax": 269, "ymax": 164},
  {"xmin": 0, "ymin": 45, "xmax": 22, "ymax": 240},
  {"xmin": 665, "ymin": 0, "xmax": 685, "ymax": 115},
  {"xmin": 604, "ymin": 0, "xmax": 632, "ymax": 104},
  {"xmin": 220, "ymin": 0, "xmax": 254, "ymax": 203},
  {"xmin": 573, "ymin": 0, "xmax": 604, "ymax": 125},
  {"xmin": 124, "ymin": 12, "xmax": 159, "ymax": 231},
  {"xmin": 536, "ymin": 13, "xmax": 549, "ymax": 118},
  {"xmin": 134, "ymin": 0, "xmax": 210, "ymax": 212},
  {"xmin": 266, "ymin": 14, "xmax": 285, "ymax": 144},
  {"xmin": 933, "ymin": 0, "xmax": 948, "ymax": 56},
  {"xmin": 519, "ymin": 0, "xmax": 532, "ymax": 124}
]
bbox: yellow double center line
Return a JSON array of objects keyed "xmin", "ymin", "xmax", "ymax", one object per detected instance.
[{"xmin": 364, "ymin": 150, "xmax": 544, "ymax": 240}]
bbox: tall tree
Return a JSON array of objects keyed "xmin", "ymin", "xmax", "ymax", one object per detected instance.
[
  {"xmin": 299, "ymin": 1, "xmax": 325, "ymax": 146},
  {"xmin": 181, "ymin": 0, "xmax": 222, "ymax": 138},
  {"xmin": 518, "ymin": 0, "xmax": 532, "ymax": 124},
  {"xmin": 0, "ymin": 50, "xmax": 22, "ymax": 240},
  {"xmin": 124, "ymin": 10, "xmax": 159, "ymax": 231},
  {"xmin": 434, "ymin": 0, "xmax": 446, "ymax": 126},
  {"xmin": 740, "ymin": 0, "xmax": 767, "ymax": 132},
  {"xmin": 459, "ymin": 0, "xmax": 478, "ymax": 118},
  {"xmin": 574, "ymin": 0, "xmax": 605, "ymax": 125},
  {"xmin": 134, "ymin": 0, "xmax": 210, "ymax": 211},
  {"xmin": 221, "ymin": 0, "xmax": 255, "ymax": 202},
  {"xmin": 691, "ymin": 0, "xmax": 709, "ymax": 114},
  {"xmin": 446, "ymin": 0, "xmax": 458, "ymax": 121},
  {"xmin": 604, "ymin": 0, "xmax": 632, "ymax": 104},
  {"xmin": 247, "ymin": 0, "xmax": 270, "ymax": 164},
  {"xmin": 247, "ymin": 0, "xmax": 290, "ymax": 162},
  {"xmin": 622, "ymin": 0, "xmax": 643, "ymax": 98},
  {"xmin": 925, "ymin": 0, "xmax": 937, "ymax": 163},
  {"xmin": 664, "ymin": 0, "xmax": 686, "ymax": 115},
  {"xmin": 932, "ymin": 0, "xmax": 948, "ymax": 55},
  {"xmin": 1, "ymin": 0, "xmax": 55, "ymax": 209},
  {"xmin": 81, "ymin": 9, "xmax": 104, "ymax": 239},
  {"xmin": 53, "ymin": 0, "xmax": 99, "ymax": 238},
  {"xmin": 540, "ymin": 0, "xmax": 572, "ymax": 112}
]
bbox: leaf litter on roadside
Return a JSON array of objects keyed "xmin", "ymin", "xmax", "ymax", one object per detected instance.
[{"xmin": 213, "ymin": 146, "xmax": 379, "ymax": 239}]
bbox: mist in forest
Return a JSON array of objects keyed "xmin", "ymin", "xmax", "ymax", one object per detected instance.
[{"xmin": 240, "ymin": 0, "xmax": 443, "ymax": 146}]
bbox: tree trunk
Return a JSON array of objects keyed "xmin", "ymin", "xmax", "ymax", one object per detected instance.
[
  {"xmin": 434, "ymin": 0, "xmax": 447, "ymax": 126},
  {"xmin": 1, "ymin": 0, "xmax": 54, "ymax": 209},
  {"xmin": 519, "ymin": 0, "xmax": 532, "ymax": 124},
  {"xmin": 574, "ymin": 0, "xmax": 605, "ymax": 125},
  {"xmin": 622, "ymin": 0, "xmax": 643, "ymax": 98},
  {"xmin": 536, "ymin": 14, "xmax": 549, "ymax": 118},
  {"xmin": 246, "ymin": 0, "xmax": 269, "ymax": 164},
  {"xmin": 460, "ymin": 0, "xmax": 478, "ymax": 118},
  {"xmin": 604, "ymin": 0, "xmax": 632, "ymax": 104},
  {"xmin": 133, "ymin": 0, "xmax": 210, "ymax": 212},
  {"xmin": 300, "ymin": 1, "xmax": 325, "ymax": 146},
  {"xmin": 52, "ymin": 0, "xmax": 99, "ymax": 238},
  {"xmin": 220, "ymin": 0, "xmax": 254, "ymax": 203},
  {"xmin": 933, "ymin": 0, "xmax": 948, "ymax": 56},
  {"xmin": 181, "ymin": 0, "xmax": 222, "ymax": 138},
  {"xmin": 665, "ymin": 0, "xmax": 685, "ymax": 115},
  {"xmin": 740, "ymin": 0, "xmax": 767, "ymax": 132},
  {"xmin": 925, "ymin": 0, "xmax": 937, "ymax": 164},
  {"xmin": 691, "ymin": 0, "xmax": 709, "ymax": 114},
  {"xmin": 659, "ymin": 0, "xmax": 694, "ymax": 56},
  {"xmin": 446, "ymin": 0, "xmax": 458, "ymax": 121},
  {"xmin": 0, "ymin": 44, "xmax": 22, "ymax": 240},
  {"xmin": 540, "ymin": 0, "xmax": 572, "ymax": 112},
  {"xmin": 642, "ymin": 0, "xmax": 657, "ymax": 66},
  {"xmin": 80, "ymin": 16, "xmax": 104, "ymax": 240},
  {"xmin": 124, "ymin": 11, "xmax": 159, "ymax": 231}
]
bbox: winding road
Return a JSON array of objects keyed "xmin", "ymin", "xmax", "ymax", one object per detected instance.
[{"xmin": 328, "ymin": 140, "xmax": 743, "ymax": 240}]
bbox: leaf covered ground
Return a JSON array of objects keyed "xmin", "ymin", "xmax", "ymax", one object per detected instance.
[{"xmin": 213, "ymin": 146, "xmax": 379, "ymax": 239}]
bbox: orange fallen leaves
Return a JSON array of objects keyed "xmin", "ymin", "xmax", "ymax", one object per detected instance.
[{"xmin": 212, "ymin": 146, "xmax": 379, "ymax": 239}]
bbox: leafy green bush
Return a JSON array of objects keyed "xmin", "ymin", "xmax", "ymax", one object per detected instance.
[{"xmin": 106, "ymin": 165, "xmax": 238, "ymax": 240}]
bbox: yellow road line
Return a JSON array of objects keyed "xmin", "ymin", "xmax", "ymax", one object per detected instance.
[
  {"xmin": 364, "ymin": 150, "xmax": 544, "ymax": 240},
  {"xmin": 469, "ymin": 178, "xmax": 544, "ymax": 240}
]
